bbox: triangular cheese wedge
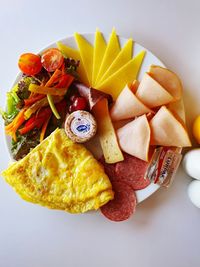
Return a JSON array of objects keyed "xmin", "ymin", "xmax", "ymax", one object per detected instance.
[
  {"xmin": 92, "ymin": 29, "xmax": 107, "ymax": 86},
  {"xmin": 117, "ymin": 115, "xmax": 150, "ymax": 161},
  {"xmin": 95, "ymin": 28, "xmax": 120, "ymax": 85},
  {"xmin": 1, "ymin": 129, "xmax": 114, "ymax": 213},
  {"xmin": 110, "ymin": 85, "xmax": 152, "ymax": 121},
  {"xmin": 149, "ymin": 106, "xmax": 191, "ymax": 147},
  {"xmin": 96, "ymin": 50, "xmax": 145, "ymax": 100},
  {"xmin": 167, "ymin": 97, "xmax": 186, "ymax": 123},
  {"xmin": 57, "ymin": 41, "xmax": 89, "ymax": 86},
  {"xmin": 97, "ymin": 38, "xmax": 133, "ymax": 86},
  {"xmin": 136, "ymin": 73, "xmax": 174, "ymax": 108},
  {"xmin": 74, "ymin": 33, "xmax": 94, "ymax": 85},
  {"xmin": 149, "ymin": 65, "xmax": 182, "ymax": 101}
]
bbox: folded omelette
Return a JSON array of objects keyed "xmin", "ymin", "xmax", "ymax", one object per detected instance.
[{"xmin": 2, "ymin": 128, "xmax": 114, "ymax": 213}]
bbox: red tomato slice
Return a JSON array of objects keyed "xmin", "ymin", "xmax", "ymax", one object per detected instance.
[
  {"xmin": 18, "ymin": 53, "xmax": 42, "ymax": 75},
  {"xmin": 41, "ymin": 48, "xmax": 64, "ymax": 72}
]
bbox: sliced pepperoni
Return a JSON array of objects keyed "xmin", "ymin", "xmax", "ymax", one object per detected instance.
[
  {"xmin": 115, "ymin": 153, "xmax": 150, "ymax": 190},
  {"xmin": 101, "ymin": 181, "xmax": 136, "ymax": 222}
]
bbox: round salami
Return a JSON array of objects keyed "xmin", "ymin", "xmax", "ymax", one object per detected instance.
[
  {"xmin": 101, "ymin": 181, "xmax": 136, "ymax": 222},
  {"xmin": 115, "ymin": 153, "xmax": 150, "ymax": 190}
]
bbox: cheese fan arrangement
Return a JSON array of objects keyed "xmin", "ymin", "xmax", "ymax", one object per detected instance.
[{"xmin": 1, "ymin": 29, "xmax": 191, "ymax": 222}]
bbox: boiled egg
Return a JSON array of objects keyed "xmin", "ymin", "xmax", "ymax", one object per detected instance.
[
  {"xmin": 182, "ymin": 149, "xmax": 200, "ymax": 180},
  {"xmin": 188, "ymin": 180, "xmax": 200, "ymax": 208}
]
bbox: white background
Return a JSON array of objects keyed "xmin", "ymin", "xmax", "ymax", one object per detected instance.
[{"xmin": 0, "ymin": 1, "xmax": 200, "ymax": 267}]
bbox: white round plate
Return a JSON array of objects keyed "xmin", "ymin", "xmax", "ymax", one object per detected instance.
[{"xmin": 5, "ymin": 33, "xmax": 164, "ymax": 203}]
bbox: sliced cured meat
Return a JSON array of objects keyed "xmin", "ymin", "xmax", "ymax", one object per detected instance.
[
  {"xmin": 115, "ymin": 153, "xmax": 150, "ymax": 190},
  {"xmin": 101, "ymin": 181, "xmax": 136, "ymax": 222}
]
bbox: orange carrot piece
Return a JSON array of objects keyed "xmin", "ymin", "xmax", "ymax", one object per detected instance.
[{"xmin": 39, "ymin": 115, "xmax": 51, "ymax": 142}]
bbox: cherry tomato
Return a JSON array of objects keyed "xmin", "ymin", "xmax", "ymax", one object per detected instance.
[
  {"xmin": 18, "ymin": 53, "xmax": 42, "ymax": 75},
  {"xmin": 72, "ymin": 97, "xmax": 88, "ymax": 111},
  {"xmin": 41, "ymin": 48, "xmax": 64, "ymax": 72}
]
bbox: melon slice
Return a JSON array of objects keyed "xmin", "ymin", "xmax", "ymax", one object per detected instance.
[
  {"xmin": 92, "ymin": 29, "xmax": 107, "ymax": 86},
  {"xmin": 96, "ymin": 50, "xmax": 145, "ymax": 100},
  {"xmin": 117, "ymin": 115, "xmax": 150, "ymax": 161},
  {"xmin": 149, "ymin": 106, "xmax": 191, "ymax": 147},
  {"xmin": 95, "ymin": 28, "xmax": 120, "ymax": 85},
  {"xmin": 74, "ymin": 33, "xmax": 94, "ymax": 85},
  {"xmin": 97, "ymin": 38, "xmax": 133, "ymax": 86},
  {"xmin": 136, "ymin": 73, "xmax": 174, "ymax": 108},
  {"xmin": 57, "ymin": 41, "xmax": 89, "ymax": 86},
  {"xmin": 149, "ymin": 65, "xmax": 182, "ymax": 101},
  {"xmin": 167, "ymin": 98, "xmax": 186, "ymax": 123},
  {"xmin": 110, "ymin": 85, "xmax": 152, "ymax": 121}
]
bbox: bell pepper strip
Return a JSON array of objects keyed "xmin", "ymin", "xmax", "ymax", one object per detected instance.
[
  {"xmin": 45, "ymin": 69, "xmax": 62, "ymax": 87},
  {"xmin": 29, "ymin": 84, "xmax": 68, "ymax": 96},
  {"xmin": 24, "ymin": 94, "xmax": 45, "ymax": 107},
  {"xmin": 24, "ymin": 96, "xmax": 63, "ymax": 119},
  {"xmin": 47, "ymin": 94, "xmax": 60, "ymax": 119},
  {"xmin": 40, "ymin": 115, "xmax": 51, "ymax": 142}
]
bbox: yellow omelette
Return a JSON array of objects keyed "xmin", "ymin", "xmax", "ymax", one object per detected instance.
[{"xmin": 2, "ymin": 129, "xmax": 114, "ymax": 213}]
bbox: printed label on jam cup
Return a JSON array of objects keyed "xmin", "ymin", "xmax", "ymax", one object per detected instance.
[{"xmin": 145, "ymin": 147, "xmax": 182, "ymax": 187}]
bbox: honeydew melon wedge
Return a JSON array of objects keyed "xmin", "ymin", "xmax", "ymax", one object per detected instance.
[
  {"xmin": 110, "ymin": 85, "xmax": 152, "ymax": 121},
  {"xmin": 117, "ymin": 115, "xmax": 150, "ymax": 161},
  {"xmin": 74, "ymin": 33, "xmax": 94, "ymax": 85},
  {"xmin": 94, "ymin": 28, "xmax": 120, "ymax": 86},
  {"xmin": 96, "ymin": 38, "xmax": 133, "ymax": 86},
  {"xmin": 57, "ymin": 41, "xmax": 89, "ymax": 86},
  {"xmin": 92, "ymin": 29, "xmax": 107, "ymax": 86},
  {"xmin": 96, "ymin": 50, "xmax": 145, "ymax": 100}
]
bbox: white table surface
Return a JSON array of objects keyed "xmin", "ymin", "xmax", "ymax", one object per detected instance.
[{"xmin": 1, "ymin": 1, "xmax": 200, "ymax": 267}]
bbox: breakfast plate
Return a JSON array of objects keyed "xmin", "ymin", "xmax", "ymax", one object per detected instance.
[
  {"xmin": 5, "ymin": 33, "xmax": 163, "ymax": 203},
  {"xmin": 2, "ymin": 29, "xmax": 190, "ymax": 221}
]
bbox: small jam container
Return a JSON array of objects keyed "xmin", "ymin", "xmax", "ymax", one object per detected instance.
[{"xmin": 64, "ymin": 110, "xmax": 97, "ymax": 143}]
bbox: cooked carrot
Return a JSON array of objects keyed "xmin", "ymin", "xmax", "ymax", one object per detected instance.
[
  {"xmin": 45, "ymin": 69, "xmax": 62, "ymax": 87},
  {"xmin": 5, "ymin": 109, "xmax": 26, "ymax": 132}
]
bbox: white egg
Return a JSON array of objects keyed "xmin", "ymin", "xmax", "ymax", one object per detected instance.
[
  {"xmin": 188, "ymin": 180, "xmax": 200, "ymax": 208},
  {"xmin": 182, "ymin": 149, "xmax": 200, "ymax": 180}
]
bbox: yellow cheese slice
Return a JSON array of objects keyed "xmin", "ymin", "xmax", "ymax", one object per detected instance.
[
  {"xmin": 96, "ymin": 50, "xmax": 146, "ymax": 100},
  {"xmin": 93, "ymin": 98, "xmax": 124, "ymax": 163},
  {"xmin": 57, "ymin": 41, "xmax": 89, "ymax": 86},
  {"xmin": 92, "ymin": 29, "xmax": 107, "ymax": 86},
  {"xmin": 74, "ymin": 33, "xmax": 94, "ymax": 85},
  {"xmin": 97, "ymin": 38, "xmax": 133, "ymax": 86},
  {"xmin": 95, "ymin": 28, "xmax": 120, "ymax": 86},
  {"xmin": 149, "ymin": 106, "xmax": 191, "ymax": 147}
]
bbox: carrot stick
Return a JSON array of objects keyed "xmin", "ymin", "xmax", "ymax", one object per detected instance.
[
  {"xmin": 45, "ymin": 69, "xmax": 62, "ymax": 87},
  {"xmin": 40, "ymin": 115, "xmax": 51, "ymax": 142},
  {"xmin": 5, "ymin": 109, "xmax": 25, "ymax": 132}
]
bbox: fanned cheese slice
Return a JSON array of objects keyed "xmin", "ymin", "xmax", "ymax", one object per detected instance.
[
  {"xmin": 92, "ymin": 29, "xmax": 107, "ymax": 86},
  {"xmin": 95, "ymin": 28, "xmax": 120, "ymax": 85},
  {"xmin": 149, "ymin": 65, "xmax": 182, "ymax": 101},
  {"xmin": 93, "ymin": 98, "xmax": 124, "ymax": 163},
  {"xmin": 110, "ymin": 85, "xmax": 152, "ymax": 121},
  {"xmin": 117, "ymin": 115, "xmax": 150, "ymax": 161},
  {"xmin": 136, "ymin": 73, "xmax": 174, "ymax": 108},
  {"xmin": 167, "ymin": 98, "xmax": 186, "ymax": 123},
  {"xmin": 96, "ymin": 50, "xmax": 145, "ymax": 100},
  {"xmin": 74, "ymin": 33, "xmax": 94, "ymax": 85},
  {"xmin": 57, "ymin": 41, "xmax": 89, "ymax": 86},
  {"xmin": 97, "ymin": 38, "xmax": 133, "ymax": 86},
  {"xmin": 149, "ymin": 106, "xmax": 191, "ymax": 147}
]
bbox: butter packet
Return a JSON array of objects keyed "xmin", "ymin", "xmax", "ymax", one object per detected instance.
[{"xmin": 145, "ymin": 147, "xmax": 182, "ymax": 187}]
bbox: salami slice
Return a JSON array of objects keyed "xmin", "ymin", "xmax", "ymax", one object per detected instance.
[
  {"xmin": 115, "ymin": 153, "xmax": 150, "ymax": 190},
  {"xmin": 101, "ymin": 181, "xmax": 136, "ymax": 222}
]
